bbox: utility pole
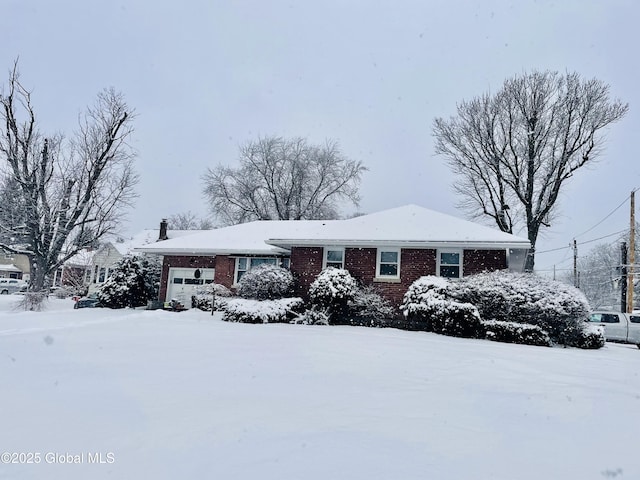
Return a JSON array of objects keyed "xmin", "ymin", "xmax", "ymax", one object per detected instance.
[
  {"xmin": 573, "ymin": 239, "xmax": 578, "ymax": 288},
  {"xmin": 621, "ymin": 242, "xmax": 628, "ymax": 313},
  {"xmin": 628, "ymin": 190, "xmax": 636, "ymax": 313}
]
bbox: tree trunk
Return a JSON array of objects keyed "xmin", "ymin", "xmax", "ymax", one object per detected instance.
[{"xmin": 29, "ymin": 256, "xmax": 50, "ymax": 292}]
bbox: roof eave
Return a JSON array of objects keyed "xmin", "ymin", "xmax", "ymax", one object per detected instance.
[
  {"xmin": 266, "ymin": 238, "xmax": 531, "ymax": 250},
  {"xmin": 133, "ymin": 246, "xmax": 290, "ymax": 256}
]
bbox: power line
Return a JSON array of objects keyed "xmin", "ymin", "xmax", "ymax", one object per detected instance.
[
  {"xmin": 578, "ymin": 229, "xmax": 628, "ymax": 246},
  {"xmin": 536, "ymin": 229, "xmax": 626, "ymax": 255},
  {"xmin": 573, "ymin": 188, "xmax": 637, "ymax": 239}
]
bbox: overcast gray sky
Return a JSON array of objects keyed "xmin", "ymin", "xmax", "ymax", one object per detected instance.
[{"xmin": 3, "ymin": 0, "xmax": 638, "ymax": 275}]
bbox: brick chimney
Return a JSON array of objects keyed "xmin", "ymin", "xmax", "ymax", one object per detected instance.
[{"xmin": 159, "ymin": 219, "xmax": 168, "ymax": 241}]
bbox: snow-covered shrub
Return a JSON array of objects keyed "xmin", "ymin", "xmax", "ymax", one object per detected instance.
[
  {"xmin": 52, "ymin": 286, "xmax": 76, "ymax": 299},
  {"xmin": 346, "ymin": 285, "xmax": 396, "ymax": 326},
  {"xmin": 308, "ymin": 268, "xmax": 358, "ymax": 324},
  {"xmin": 14, "ymin": 292, "xmax": 48, "ymax": 312},
  {"xmin": 191, "ymin": 283, "xmax": 234, "ymax": 311},
  {"xmin": 97, "ymin": 254, "xmax": 161, "ymax": 309},
  {"xmin": 563, "ymin": 323, "xmax": 605, "ymax": 350},
  {"xmin": 293, "ymin": 307, "xmax": 331, "ymax": 326},
  {"xmin": 482, "ymin": 320, "xmax": 552, "ymax": 347},
  {"xmin": 455, "ymin": 271, "xmax": 592, "ymax": 347},
  {"xmin": 401, "ymin": 276, "xmax": 482, "ymax": 337},
  {"xmin": 222, "ymin": 297, "xmax": 304, "ymax": 324},
  {"xmin": 237, "ymin": 264, "xmax": 294, "ymax": 300}
]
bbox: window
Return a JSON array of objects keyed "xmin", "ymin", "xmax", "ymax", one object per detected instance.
[
  {"xmin": 376, "ymin": 249, "xmax": 400, "ymax": 279},
  {"xmin": 438, "ymin": 250, "xmax": 462, "ymax": 278},
  {"xmin": 98, "ymin": 267, "xmax": 106, "ymax": 283},
  {"xmin": 234, "ymin": 257, "xmax": 281, "ymax": 284},
  {"xmin": 590, "ymin": 313, "xmax": 620, "ymax": 324},
  {"xmin": 324, "ymin": 248, "xmax": 344, "ymax": 269}
]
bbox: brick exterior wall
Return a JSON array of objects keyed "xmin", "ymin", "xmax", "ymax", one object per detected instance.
[
  {"xmin": 290, "ymin": 247, "xmax": 323, "ymax": 298},
  {"xmin": 369, "ymin": 248, "xmax": 436, "ymax": 306},
  {"xmin": 159, "ymin": 248, "xmax": 510, "ymax": 306},
  {"xmin": 213, "ymin": 255, "xmax": 235, "ymax": 288},
  {"xmin": 463, "ymin": 249, "xmax": 507, "ymax": 276},
  {"xmin": 344, "ymin": 248, "xmax": 377, "ymax": 283},
  {"xmin": 159, "ymin": 256, "xmax": 217, "ymax": 301},
  {"xmin": 290, "ymin": 246, "xmax": 508, "ymax": 307}
]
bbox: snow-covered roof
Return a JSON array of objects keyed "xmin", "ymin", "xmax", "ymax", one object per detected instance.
[
  {"xmin": 0, "ymin": 263, "xmax": 22, "ymax": 273},
  {"xmin": 111, "ymin": 229, "xmax": 203, "ymax": 255},
  {"xmin": 135, "ymin": 205, "xmax": 530, "ymax": 256},
  {"xmin": 267, "ymin": 205, "xmax": 531, "ymax": 249},
  {"xmin": 63, "ymin": 249, "xmax": 95, "ymax": 267},
  {"xmin": 135, "ymin": 221, "xmax": 339, "ymax": 256}
]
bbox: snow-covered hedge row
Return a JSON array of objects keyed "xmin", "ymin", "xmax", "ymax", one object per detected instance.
[
  {"xmin": 222, "ymin": 298, "xmax": 305, "ymax": 324},
  {"xmin": 482, "ymin": 320, "xmax": 551, "ymax": 347},
  {"xmin": 237, "ymin": 264, "xmax": 294, "ymax": 300},
  {"xmin": 401, "ymin": 272, "xmax": 601, "ymax": 349},
  {"xmin": 454, "ymin": 271, "xmax": 592, "ymax": 346}
]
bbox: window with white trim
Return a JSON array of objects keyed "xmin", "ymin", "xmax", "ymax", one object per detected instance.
[
  {"xmin": 234, "ymin": 257, "xmax": 289, "ymax": 284},
  {"xmin": 438, "ymin": 250, "xmax": 462, "ymax": 278},
  {"xmin": 324, "ymin": 248, "xmax": 344, "ymax": 269},
  {"xmin": 376, "ymin": 249, "xmax": 400, "ymax": 279}
]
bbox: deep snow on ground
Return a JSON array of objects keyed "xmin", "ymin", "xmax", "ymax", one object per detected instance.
[{"xmin": 0, "ymin": 295, "xmax": 638, "ymax": 480}]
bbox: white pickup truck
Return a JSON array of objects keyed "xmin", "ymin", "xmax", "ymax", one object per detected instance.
[{"xmin": 589, "ymin": 311, "xmax": 640, "ymax": 347}]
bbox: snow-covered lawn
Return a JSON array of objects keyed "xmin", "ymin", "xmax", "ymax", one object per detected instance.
[{"xmin": 0, "ymin": 295, "xmax": 638, "ymax": 480}]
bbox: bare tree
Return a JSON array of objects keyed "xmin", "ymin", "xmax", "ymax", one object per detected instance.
[
  {"xmin": 433, "ymin": 70, "xmax": 628, "ymax": 271},
  {"xmin": 0, "ymin": 174, "xmax": 28, "ymax": 245},
  {"xmin": 560, "ymin": 242, "xmax": 621, "ymax": 309},
  {"xmin": 202, "ymin": 136, "xmax": 367, "ymax": 225},
  {"xmin": 563, "ymin": 228, "xmax": 640, "ymax": 310},
  {"xmin": 0, "ymin": 62, "xmax": 138, "ymax": 291},
  {"xmin": 168, "ymin": 211, "xmax": 214, "ymax": 230}
]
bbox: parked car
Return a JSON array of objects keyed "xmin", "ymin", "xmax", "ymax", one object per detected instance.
[
  {"xmin": 588, "ymin": 311, "xmax": 640, "ymax": 347},
  {"xmin": 74, "ymin": 293, "xmax": 102, "ymax": 309},
  {"xmin": 0, "ymin": 278, "xmax": 28, "ymax": 295}
]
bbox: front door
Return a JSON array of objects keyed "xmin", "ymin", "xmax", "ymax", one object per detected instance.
[{"xmin": 166, "ymin": 268, "xmax": 214, "ymax": 307}]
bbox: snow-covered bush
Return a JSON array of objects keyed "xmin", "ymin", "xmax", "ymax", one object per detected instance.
[
  {"xmin": 401, "ymin": 276, "xmax": 483, "ymax": 337},
  {"xmin": 482, "ymin": 320, "xmax": 552, "ymax": 347},
  {"xmin": 455, "ymin": 271, "xmax": 592, "ymax": 347},
  {"xmin": 97, "ymin": 254, "xmax": 161, "ymax": 309},
  {"xmin": 52, "ymin": 286, "xmax": 76, "ymax": 299},
  {"xmin": 346, "ymin": 285, "xmax": 396, "ymax": 326},
  {"xmin": 563, "ymin": 323, "xmax": 606, "ymax": 350},
  {"xmin": 309, "ymin": 267, "xmax": 356, "ymax": 306},
  {"xmin": 293, "ymin": 307, "xmax": 331, "ymax": 326},
  {"xmin": 237, "ymin": 264, "xmax": 294, "ymax": 300},
  {"xmin": 191, "ymin": 283, "xmax": 234, "ymax": 311},
  {"xmin": 222, "ymin": 297, "xmax": 304, "ymax": 324},
  {"xmin": 14, "ymin": 292, "xmax": 48, "ymax": 312}
]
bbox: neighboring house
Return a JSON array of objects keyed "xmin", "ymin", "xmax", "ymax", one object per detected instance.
[
  {"xmin": 88, "ymin": 220, "xmax": 201, "ymax": 294},
  {"xmin": 52, "ymin": 249, "xmax": 96, "ymax": 292},
  {"xmin": 0, "ymin": 246, "xmax": 31, "ymax": 280},
  {"xmin": 136, "ymin": 205, "xmax": 531, "ymax": 307}
]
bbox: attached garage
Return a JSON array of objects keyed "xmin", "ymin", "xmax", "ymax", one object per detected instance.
[{"xmin": 166, "ymin": 267, "xmax": 214, "ymax": 306}]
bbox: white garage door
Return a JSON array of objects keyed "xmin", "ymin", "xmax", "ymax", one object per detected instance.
[{"xmin": 166, "ymin": 268, "xmax": 215, "ymax": 307}]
